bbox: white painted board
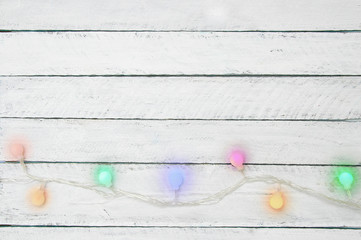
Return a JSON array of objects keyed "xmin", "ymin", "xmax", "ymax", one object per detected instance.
[
  {"xmin": 1, "ymin": 0, "xmax": 361, "ymax": 31},
  {"xmin": 1, "ymin": 32, "xmax": 361, "ymax": 75},
  {"xmin": 1, "ymin": 119, "xmax": 360, "ymax": 164},
  {"xmin": 1, "ymin": 77, "xmax": 360, "ymax": 120},
  {"xmin": 0, "ymin": 227, "xmax": 360, "ymax": 240}
]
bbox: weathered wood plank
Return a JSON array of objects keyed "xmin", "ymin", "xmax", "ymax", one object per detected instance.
[
  {"xmin": 1, "ymin": 77, "xmax": 361, "ymax": 120},
  {"xmin": 0, "ymin": 0, "xmax": 360, "ymax": 31},
  {"xmin": 0, "ymin": 32, "xmax": 360, "ymax": 75},
  {"xmin": 0, "ymin": 164, "xmax": 360, "ymax": 226},
  {"xmin": 0, "ymin": 119, "xmax": 360, "ymax": 164},
  {"xmin": 0, "ymin": 227, "xmax": 360, "ymax": 240}
]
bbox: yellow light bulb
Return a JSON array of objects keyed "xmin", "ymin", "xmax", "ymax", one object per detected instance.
[{"xmin": 269, "ymin": 192, "xmax": 285, "ymax": 210}]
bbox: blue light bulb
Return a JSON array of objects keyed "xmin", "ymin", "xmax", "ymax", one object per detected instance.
[{"xmin": 168, "ymin": 168, "xmax": 184, "ymax": 191}]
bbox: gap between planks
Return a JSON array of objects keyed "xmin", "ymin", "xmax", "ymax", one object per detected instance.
[
  {"xmin": 1, "ymin": 225, "xmax": 361, "ymax": 229},
  {"xmin": 2, "ymin": 74, "xmax": 361, "ymax": 77},
  {"xmin": 3, "ymin": 162, "xmax": 361, "ymax": 167},
  {"xmin": 2, "ymin": 30, "xmax": 361, "ymax": 33},
  {"xmin": 1, "ymin": 117, "xmax": 360, "ymax": 122}
]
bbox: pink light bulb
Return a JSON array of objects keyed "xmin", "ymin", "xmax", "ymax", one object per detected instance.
[
  {"xmin": 10, "ymin": 142, "xmax": 25, "ymax": 160},
  {"xmin": 230, "ymin": 150, "xmax": 246, "ymax": 170}
]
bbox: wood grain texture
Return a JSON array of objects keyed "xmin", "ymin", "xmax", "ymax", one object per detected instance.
[
  {"xmin": 0, "ymin": 164, "xmax": 360, "ymax": 226},
  {"xmin": 1, "ymin": 0, "xmax": 361, "ymax": 31},
  {"xmin": 1, "ymin": 119, "xmax": 360, "ymax": 164},
  {"xmin": 1, "ymin": 77, "xmax": 361, "ymax": 120},
  {"xmin": 1, "ymin": 227, "xmax": 360, "ymax": 240},
  {"xmin": 1, "ymin": 32, "xmax": 361, "ymax": 76}
]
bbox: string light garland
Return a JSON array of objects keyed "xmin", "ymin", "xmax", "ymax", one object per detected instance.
[{"xmin": 3, "ymin": 141, "xmax": 361, "ymax": 211}]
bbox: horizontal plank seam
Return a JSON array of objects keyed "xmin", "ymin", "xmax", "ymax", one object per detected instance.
[
  {"xmin": 1, "ymin": 117, "xmax": 360, "ymax": 122},
  {"xmin": 0, "ymin": 225, "xmax": 360, "ymax": 229},
  {"xmin": 2, "ymin": 162, "xmax": 361, "ymax": 167},
  {"xmin": 1, "ymin": 30, "xmax": 361, "ymax": 33},
  {"xmin": 2, "ymin": 74, "xmax": 361, "ymax": 78}
]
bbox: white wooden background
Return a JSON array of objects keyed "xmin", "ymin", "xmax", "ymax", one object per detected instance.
[{"xmin": 1, "ymin": 0, "xmax": 361, "ymax": 239}]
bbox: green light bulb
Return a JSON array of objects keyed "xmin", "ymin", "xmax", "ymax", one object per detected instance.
[
  {"xmin": 95, "ymin": 165, "xmax": 114, "ymax": 187},
  {"xmin": 338, "ymin": 171, "xmax": 354, "ymax": 190}
]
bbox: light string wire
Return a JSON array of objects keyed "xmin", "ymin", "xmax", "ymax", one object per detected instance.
[{"xmin": 1, "ymin": 157, "xmax": 361, "ymax": 209}]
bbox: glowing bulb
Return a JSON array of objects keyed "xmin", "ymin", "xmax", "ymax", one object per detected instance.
[
  {"xmin": 338, "ymin": 170, "xmax": 354, "ymax": 190},
  {"xmin": 229, "ymin": 150, "xmax": 246, "ymax": 170},
  {"xmin": 269, "ymin": 192, "xmax": 285, "ymax": 210},
  {"xmin": 10, "ymin": 142, "xmax": 25, "ymax": 159},
  {"xmin": 95, "ymin": 165, "xmax": 114, "ymax": 187},
  {"xmin": 29, "ymin": 186, "xmax": 47, "ymax": 207},
  {"xmin": 168, "ymin": 168, "xmax": 184, "ymax": 191}
]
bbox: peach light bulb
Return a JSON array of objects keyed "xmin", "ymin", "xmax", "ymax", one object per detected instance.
[{"xmin": 29, "ymin": 186, "xmax": 47, "ymax": 207}]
